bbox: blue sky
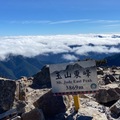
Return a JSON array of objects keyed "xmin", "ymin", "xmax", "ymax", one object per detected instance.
[{"xmin": 0, "ymin": 0, "xmax": 120, "ymax": 36}]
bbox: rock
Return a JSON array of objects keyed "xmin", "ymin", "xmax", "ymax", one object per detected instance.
[
  {"xmin": 110, "ymin": 99, "xmax": 120, "ymax": 118},
  {"xmin": 97, "ymin": 67, "xmax": 104, "ymax": 75},
  {"xmin": 33, "ymin": 90, "xmax": 70, "ymax": 117},
  {"xmin": 111, "ymin": 66, "xmax": 118, "ymax": 70},
  {"xmin": 14, "ymin": 100, "xmax": 35, "ymax": 115},
  {"xmin": 26, "ymin": 88, "xmax": 50, "ymax": 105},
  {"xmin": 27, "ymin": 77, "xmax": 33, "ymax": 80},
  {"xmin": 19, "ymin": 81, "xmax": 27, "ymax": 101},
  {"xmin": 20, "ymin": 76, "xmax": 28, "ymax": 81},
  {"xmin": 104, "ymin": 76, "xmax": 111, "ymax": 85},
  {"xmin": 0, "ymin": 108, "xmax": 17, "ymax": 120},
  {"xmin": 0, "ymin": 79, "xmax": 16, "ymax": 114},
  {"xmin": 21, "ymin": 108, "xmax": 45, "ymax": 120},
  {"xmin": 97, "ymin": 70, "xmax": 104, "ymax": 75},
  {"xmin": 11, "ymin": 116, "xmax": 21, "ymax": 120},
  {"xmin": 76, "ymin": 98, "xmax": 108, "ymax": 120},
  {"xmin": 15, "ymin": 100, "xmax": 26, "ymax": 114},
  {"xmin": 55, "ymin": 113, "xmax": 67, "ymax": 120},
  {"xmin": 104, "ymin": 74, "xmax": 117, "ymax": 85},
  {"xmin": 95, "ymin": 84, "xmax": 120, "ymax": 103},
  {"xmin": 32, "ymin": 65, "xmax": 51, "ymax": 88},
  {"xmin": 24, "ymin": 104, "xmax": 35, "ymax": 113}
]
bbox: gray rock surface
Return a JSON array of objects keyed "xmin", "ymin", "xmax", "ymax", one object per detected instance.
[
  {"xmin": 97, "ymin": 67, "xmax": 104, "ymax": 75},
  {"xmin": 34, "ymin": 89, "xmax": 70, "ymax": 117},
  {"xmin": 32, "ymin": 65, "xmax": 51, "ymax": 88},
  {"xmin": 0, "ymin": 79, "xmax": 16, "ymax": 114},
  {"xmin": 11, "ymin": 116, "xmax": 21, "ymax": 120},
  {"xmin": 95, "ymin": 84, "xmax": 120, "ymax": 103},
  {"xmin": 104, "ymin": 74, "xmax": 117, "ymax": 85},
  {"xmin": 110, "ymin": 99, "xmax": 120, "ymax": 118},
  {"xmin": 1, "ymin": 66, "xmax": 120, "ymax": 120},
  {"xmin": 21, "ymin": 108, "xmax": 45, "ymax": 120},
  {"xmin": 15, "ymin": 100, "xmax": 26, "ymax": 114}
]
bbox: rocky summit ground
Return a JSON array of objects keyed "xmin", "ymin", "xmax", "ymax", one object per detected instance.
[{"xmin": 0, "ymin": 66, "xmax": 120, "ymax": 120}]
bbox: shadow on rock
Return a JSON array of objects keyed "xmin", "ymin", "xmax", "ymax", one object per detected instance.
[
  {"xmin": 76, "ymin": 116, "xmax": 93, "ymax": 120},
  {"xmin": 33, "ymin": 89, "xmax": 70, "ymax": 118}
]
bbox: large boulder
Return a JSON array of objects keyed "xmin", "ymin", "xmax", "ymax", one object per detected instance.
[
  {"xmin": 0, "ymin": 79, "xmax": 16, "ymax": 114},
  {"xmin": 33, "ymin": 90, "xmax": 70, "ymax": 117},
  {"xmin": 95, "ymin": 84, "xmax": 120, "ymax": 103},
  {"xmin": 32, "ymin": 65, "xmax": 51, "ymax": 88},
  {"xmin": 21, "ymin": 108, "xmax": 45, "ymax": 120}
]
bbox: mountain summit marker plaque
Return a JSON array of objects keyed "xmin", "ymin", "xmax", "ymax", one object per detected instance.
[{"xmin": 49, "ymin": 60, "xmax": 98, "ymax": 95}]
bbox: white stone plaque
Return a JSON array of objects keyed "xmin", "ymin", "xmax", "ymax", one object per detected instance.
[{"xmin": 49, "ymin": 60, "xmax": 98, "ymax": 95}]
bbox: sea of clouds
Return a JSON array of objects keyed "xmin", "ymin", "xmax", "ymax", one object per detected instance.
[{"xmin": 0, "ymin": 34, "xmax": 120, "ymax": 61}]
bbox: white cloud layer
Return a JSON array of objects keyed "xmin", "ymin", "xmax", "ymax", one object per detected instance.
[
  {"xmin": 0, "ymin": 34, "xmax": 120, "ymax": 61},
  {"xmin": 62, "ymin": 54, "xmax": 78, "ymax": 61},
  {"xmin": 9, "ymin": 19, "xmax": 120, "ymax": 25}
]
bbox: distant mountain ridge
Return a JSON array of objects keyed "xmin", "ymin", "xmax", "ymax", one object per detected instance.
[
  {"xmin": 0, "ymin": 55, "xmax": 52, "ymax": 79},
  {"xmin": 105, "ymin": 53, "xmax": 120, "ymax": 66},
  {"xmin": 0, "ymin": 52, "xmax": 120, "ymax": 79}
]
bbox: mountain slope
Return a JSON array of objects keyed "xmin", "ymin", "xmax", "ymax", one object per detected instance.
[
  {"xmin": 0, "ymin": 56, "xmax": 47, "ymax": 79},
  {"xmin": 0, "ymin": 62, "xmax": 15, "ymax": 79},
  {"xmin": 105, "ymin": 53, "xmax": 120, "ymax": 66},
  {"xmin": 0, "ymin": 52, "xmax": 120, "ymax": 79}
]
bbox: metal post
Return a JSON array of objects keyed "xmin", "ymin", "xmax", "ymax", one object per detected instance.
[{"xmin": 73, "ymin": 95, "xmax": 80, "ymax": 112}]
